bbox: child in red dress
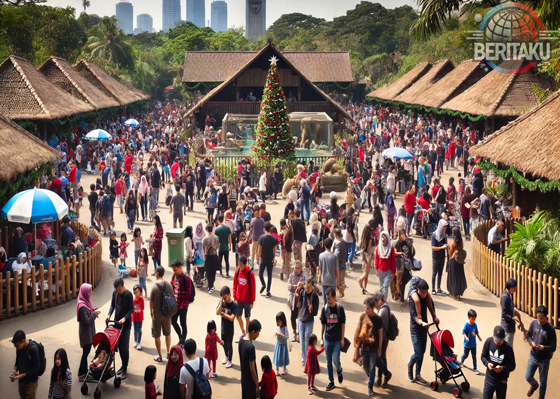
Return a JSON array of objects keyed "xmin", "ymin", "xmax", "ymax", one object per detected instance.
[
  {"xmin": 304, "ymin": 333, "xmax": 324, "ymax": 395},
  {"xmin": 259, "ymin": 355, "xmax": 278, "ymax": 399},
  {"xmin": 205, "ymin": 320, "xmax": 223, "ymax": 378}
]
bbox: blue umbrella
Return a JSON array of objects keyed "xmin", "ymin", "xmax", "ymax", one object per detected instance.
[
  {"xmin": 1, "ymin": 188, "xmax": 68, "ymax": 224},
  {"xmin": 382, "ymin": 147, "xmax": 413, "ymax": 159},
  {"xmin": 125, "ymin": 119, "xmax": 139, "ymax": 127},
  {"xmin": 85, "ymin": 129, "xmax": 112, "ymax": 141}
]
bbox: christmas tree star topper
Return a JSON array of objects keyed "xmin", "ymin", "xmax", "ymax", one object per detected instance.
[{"xmin": 268, "ymin": 55, "xmax": 278, "ymax": 66}]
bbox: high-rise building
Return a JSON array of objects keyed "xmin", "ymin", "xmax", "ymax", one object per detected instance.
[
  {"xmin": 186, "ymin": 0, "xmax": 205, "ymax": 28},
  {"xmin": 116, "ymin": 1, "xmax": 133, "ymax": 35},
  {"xmin": 163, "ymin": 0, "xmax": 182, "ymax": 32},
  {"xmin": 245, "ymin": 0, "xmax": 265, "ymax": 41},
  {"xmin": 211, "ymin": 1, "xmax": 227, "ymax": 33},
  {"xmin": 137, "ymin": 13, "xmax": 153, "ymax": 33}
]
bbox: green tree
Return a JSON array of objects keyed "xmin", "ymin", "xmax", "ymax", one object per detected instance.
[
  {"xmin": 86, "ymin": 16, "xmax": 133, "ymax": 67},
  {"xmin": 77, "ymin": 11, "xmax": 101, "ymax": 31}
]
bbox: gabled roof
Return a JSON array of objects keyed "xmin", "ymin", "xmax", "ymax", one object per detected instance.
[
  {"xmin": 38, "ymin": 57, "xmax": 120, "ymax": 110},
  {"xmin": 367, "ymin": 62, "xmax": 432, "ymax": 101},
  {"xmin": 73, "ymin": 59, "xmax": 147, "ymax": 105},
  {"xmin": 440, "ymin": 60, "xmax": 550, "ymax": 118},
  {"xmin": 0, "ymin": 55, "xmax": 95, "ymax": 121},
  {"xmin": 184, "ymin": 43, "xmax": 352, "ymax": 121},
  {"xmin": 415, "ymin": 60, "xmax": 488, "ymax": 109},
  {"xmin": 394, "ymin": 59, "xmax": 454, "ymax": 105},
  {"xmin": 0, "ymin": 114, "xmax": 59, "ymax": 181},
  {"xmin": 182, "ymin": 50, "xmax": 353, "ymax": 83},
  {"xmin": 470, "ymin": 90, "xmax": 560, "ymax": 180}
]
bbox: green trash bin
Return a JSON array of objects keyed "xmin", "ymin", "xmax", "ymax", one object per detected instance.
[{"xmin": 166, "ymin": 227, "xmax": 186, "ymax": 267}]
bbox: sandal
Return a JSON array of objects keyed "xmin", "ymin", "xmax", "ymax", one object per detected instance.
[{"xmin": 153, "ymin": 355, "xmax": 162, "ymax": 362}]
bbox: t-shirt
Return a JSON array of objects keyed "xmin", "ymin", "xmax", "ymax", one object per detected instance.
[
  {"xmin": 478, "ymin": 194, "xmax": 491, "ymax": 221},
  {"xmin": 463, "ymin": 322, "xmax": 479, "ymax": 348},
  {"xmin": 320, "ymin": 303, "xmax": 346, "ymax": 342},
  {"xmin": 214, "ymin": 225, "xmax": 231, "ymax": 252},
  {"xmin": 259, "ymin": 174, "xmax": 266, "ymax": 191},
  {"xmin": 258, "ymin": 234, "xmax": 278, "ymax": 265},
  {"xmin": 319, "ymin": 252, "xmax": 338, "ymax": 287},
  {"xmin": 219, "ymin": 300, "xmax": 238, "ymax": 336},
  {"xmin": 431, "ymin": 234, "xmax": 447, "ymax": 260},
  {"xmin": 171, "ymin": 193, "xmax": 186, "ymax": 213},
  {"xmin": 179, "ymin": 357, "xmax": 211, "ymax": 399},
  {"xmin": 251, "ymin": 217, "xmax": 265, "ymax": 241},
  {"xmin": 481, "ymin": 338, "xmax": 516, "ymax": 382},
  {"xmin": 202, "ymin": 234, "xmax": 219, "ymax": 257},
  {"xmin": 365, "ymin": 315, "xmax": 383, "ymax": 350},
  {"xmin": 109, "ymin": 238, "xmax": 119, "ymax": 258},
  {"xmin": 239, "ymin": 339, "xmax": 257, "ymax": 388},
  {"xmin": 149, "ymin": 281, "xmax": 174, "ymax": 316}
]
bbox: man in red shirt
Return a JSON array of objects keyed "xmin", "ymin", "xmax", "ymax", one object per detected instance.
[
  {"xmin": 170, "ymin": 159, "xmax": 180, "ymax": 185},
  {"xmin": 68, "ymin": 160, "xmax": 78, "ymax": 201},
  {"xmin": 124, "ymin": 151, "xmax": 133, "ymax": 175},
  {"xmin": 404, "ymin": 185, "xmax": 417, "ymax": 235},
  {"xmin": 233, "ymin": 256, "xmax": 256, "ymax": 341}
]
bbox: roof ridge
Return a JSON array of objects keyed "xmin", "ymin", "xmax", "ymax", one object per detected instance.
[
  {"xmin": 9, "ymin": 55, "xmax": 48, "ymax": 117},
  {"xmin": 50, "ymin": 57, "xmax": 95, "ymax": 107}
]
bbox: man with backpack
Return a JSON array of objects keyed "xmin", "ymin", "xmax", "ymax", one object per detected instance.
[
  {"xmin": 320, "ymin": 287, "xmax": 346, "ymax": 392},
  {"xmin": 180, "ymin": 338, "xmax": 211, "ymax": 399},
  {"xmin": 150, "ymin": 266, "xmax": 176, "ymax": 363},
  {"xmin": 11, "ymin": 330, "xmax": 43, "ymax": 399},
  {"xmin": 171, "ymin": 259, "xmax": 192, "ymax": 347},
  {"xmin": 233, "ymin": 255, "xmax": 256, "ymax": 342}
]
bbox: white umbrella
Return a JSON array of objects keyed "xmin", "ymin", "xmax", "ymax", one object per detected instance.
[
  {"xmin": 125, "ymin": 119, "xmax": 139, "ymax": 127},
  {"xmin": 85, "ymin": 129, "xmax": 112, "ymax": 141}
]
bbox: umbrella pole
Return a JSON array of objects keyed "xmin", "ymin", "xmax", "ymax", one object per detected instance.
[{"xmin": 34, "ymin": 223, "xmax": 37, "ymax": 257}]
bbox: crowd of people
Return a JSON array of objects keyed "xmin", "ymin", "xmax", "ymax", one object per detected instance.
[{"xmin": 7, "ymin": 101, "xmax": 557, "ymax": 399}]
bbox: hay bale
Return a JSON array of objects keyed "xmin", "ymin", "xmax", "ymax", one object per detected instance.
[
  {"xmin": 323, "ymin": 158, "xmax": 337, "ymax": 173},
  {"xmin": 331, "ymin": 163, "xmax": 341, "ymax": 174}
]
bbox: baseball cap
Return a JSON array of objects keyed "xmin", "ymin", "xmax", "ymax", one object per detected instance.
[{"xmin": 493, "ymin": 326, "xmax": 505, "ymax": 343}]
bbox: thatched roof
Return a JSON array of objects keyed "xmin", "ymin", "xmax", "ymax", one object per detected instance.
[
  {"xmin": 73, "ymin": 59, "xmax": 147, "ymax": 105},
  {"xmin": 440, "ymin": 60, "xmax": 550, "ymax": 118},
  {"xmin": 415, "ymin": 60, "xmax": 489, "ymax": 109},
  {"xmin": 470, "ymin": 91, "xmax": 560, "ymax": 181},
  {"xmin": 394, "ymin": 59, "xmax": 454, "ymax": 105},
  {"xmin": 0, "ymin": 114, "xmax": 59, "ymax": 181},
  {"xmin": 185, "ymin": 43, "xmax": 353, "ymax": 121},
  {"xmin": 38, "ymin": 57, "xmax": 120, "ymax": 110},
  {"xmin": 0, "ymin": 55, "xmax": 95, "ymax": 121},
  {"xmin": 367, "ymin": 62, "xmax": 431, "ymax": 101},
  {"xmin": 183, "ymin": 50, "xmax": 353, "ymax": 83}
]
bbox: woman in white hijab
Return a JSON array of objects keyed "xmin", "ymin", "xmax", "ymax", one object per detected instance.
[
  {"xmin": 12, "ymin": 252, "xmax": 31, "ymax": 274},
  {"xmin": 375, "ymin": 231, "xmax": 396, "ymax": 301},
  {"xmin": 431, "ymin": 219, "xmax": 449, "ymax": 295}
]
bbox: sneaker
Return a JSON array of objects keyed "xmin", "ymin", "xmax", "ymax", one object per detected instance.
[
  {"xmin": 437, "ymin": 289, "xmax": 444, "ymax": 294},
  {"xmin": 235, "ymin": 332, "xmax": 246, "ymax": 343},
  {"xmin": 474, "ymin": 369, "xmax": 480, "ymax": 375},
  {"xmin": 528, "ymin": 382, "xmax": 539, "ymax": 397},
  {"xmin": 137, "ymin": 344, "xmax": 142, "ymax": 350},
  {"xmin": 432, "ymin": 290, "xmax": 437, "ymax": 295},
  {"xmin": 260, "ymin": 286, "xmax": 266, "ymax": 294},
  {"xmin": 265, "ymin": 292, "xmax": 272, "ymax": 298},
  {"xmin": 133, "ymin": 342, "xmax": 137, "ymax": 349},
  {"xmin": 225, "ymin": 274, "xmax": 230, "ymax": 278},
  {"xmin": 415, "ymin": 374, "xmax": 427, "ymax": 384},
  {"xmin": 308, "ymin": 388, "xmax": 314, "ymax": 395},
  {"xmin": 120, "ymin": 371, "xmax": 128, "ymax": 380},
  {"xmin": 374, "ymin": 376, "xmax": 382, "ymax": 387},
  {"xmin": 311, "ymin": 386, "xmax": 318, "ymax": 391},
  {"xmin": 407, "ymin": 365, "xmax": 414, "ymax": 381},
  {"xmin": 222, "ymin": 358, "xmax": 228, "ymax": 365},
  {"xmin": 225, "ymin": 361, "xmax": 232, "ymax": 368},
  {"xmin": 280, "ymin": 273, "xmax": 284, "ymax": 281},
  {"xmin": 210, "ymin": 372, "xmax": 218, "ymax": 378},
  {"xmin": 368, "ymin": 387, "xmax": 375, "ymax": 397},
  {"xmin": 326, "ymin": 382, "xmax": 335, "ymax": 391},
  {"xmin": 381, "ymin": 371, "xmax": 392, "ymax": 389},
  {"xmin": 338, "ymin": 372, "xmax": 343, "ymax": 384},
  {"xmin": 117, "ymin": 367, "xmax": 123, "ymax": 375}
]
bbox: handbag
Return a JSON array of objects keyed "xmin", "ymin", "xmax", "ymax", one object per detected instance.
[{"xmin": 412, "ymin": 258, "xmax": 422, "ymax": 271}]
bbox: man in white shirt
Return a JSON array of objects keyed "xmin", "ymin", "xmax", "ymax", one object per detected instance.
[
  {"xmin": 258, "ymin": 171, "xmax": 267, "ymax": 204},
  {"xmin": 179, "ymin": 339, "xmax": 211, "ymax": 399}
]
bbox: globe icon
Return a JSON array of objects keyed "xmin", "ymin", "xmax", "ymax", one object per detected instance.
[{"xmin": 484, "ymin": 6, "xmax": 540, "ymax": 43}]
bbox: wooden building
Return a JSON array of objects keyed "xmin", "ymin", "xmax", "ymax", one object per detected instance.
[{"xmin": 182, "ymin": 43, "xmax": 353, "ymax": 129}]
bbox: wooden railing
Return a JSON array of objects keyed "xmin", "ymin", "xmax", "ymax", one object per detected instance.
[
  {"xmin": 471, "ymin": 219, "xmax": 559, "ymax": 327},
  {"xmin": 1, "ymin": 222, "xmax": 103, "ymax": 319}
]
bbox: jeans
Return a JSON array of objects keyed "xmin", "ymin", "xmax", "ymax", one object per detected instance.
[
  {"xmin": 406, "ymin": 213, "xmax": 414, "ymax": 235},
  {"xmin": 432, "ymin": 257, "xmax": 445, "ymax": 291},
  {"xmin": 219, "ymin": 250, "xmax": 230, "ymax": 275},
  {"xmin": 299, "ymin": 320, "xmax": 314, "ymax": 364},
  {"xmin": 461, "ymin": 347, "xmax": 477, "ymax": 370},
  {"xmin": 79, "ymin": 344, "xmax": 92, "ymax": 377},
  {"xmin": 133, "ymin": 321, "xmax": 143, "ymax": 345},
  {"xmin": 153, "ymin": 187, "xmax": 160, "ymax": 208},
  {"xmin": 138, "ymin": 276, "xmax": 147, "ymax": 297},
  {"xmin": 172, "ymin": 307, "xmax": 188, "ymax": 344},
  {"xmin": 127, "ymin": 209, "xmax": 135, "ymax": 230},
  {"xmin": 483, "ymin": 378, "xmax": 507, "ymax": 399},
  {"xmin": 347, "ymin": 241, "xmax": 356, "ymax": 264},
  {"xmin": 90, "ymin": 212, "xmax": 98, "ymax": 230},
  {"xmin": 525, "ymin": 354, "xmax": 550, "ymax": 399},
  {"xmin": 153, "ymin": 253, "xmax": 161, "ymax": 270},
  {"xmin": 408, "ymin": 326, "xmax": 427, "ymax": 374},
  {"xmin": 301, "ymin": 200, "xmax": 310, "ymax": 222},
  {"xmin": 378, "ymin": 270, "xmax": 392, "ymax": 301},
  {"xmin": 362, "ymin": 349, "xmax": 388, "ymax": 390},
  {"xmin": 134, "ymin": 250, "xmax": 141, "ymax": 268},
  {"xmin": 140, "ymin": 195, "xmax": 148, "ymax": 219},
  {"xmin": 187, "ymin": 192, "xmax": 194, "ymax": 210},
  {"xmin": 505, "ymin": 332, "xmax": 514, "ymax": 347},
  {"xmin": 462, "ymin": 216, "xmax": 470, "ymax": 236},
  {"xmin": 259, "ymin": 190, "xmax": 266, "ymax": 203},
  {"xmin": 259, "ymin": 262, "xmax": 273, "ymax": 294},
  {"xmin": 222, "ymin": 331, "xmax": 234, "ymax": 362},
  {"xmin": 324, "ymin": 339, "xmax": 342, "ymax": 384},
  {"xmin": 118, "ymin": 326, "xmax": 131, "ymax": 371}
]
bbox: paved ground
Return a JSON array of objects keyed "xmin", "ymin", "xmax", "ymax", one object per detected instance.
[{"xmin": 1, "ymin": 166, "xmax": 558, "ymax": 399}]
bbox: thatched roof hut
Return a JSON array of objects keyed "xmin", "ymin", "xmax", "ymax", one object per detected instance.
[
  {"xmin": 470, "ymin": 91, "xmax": 560, "ymax": 181},
  {"xmin": 73, "ymin": 59, "xmax": 147, "ymax": 105},
  {"xmin": 0, "ymin": 113, "xmax": 59, "ymax": 181},
  {"xmin": 394, "ymin": 59, "xmax": 454, "ymax": 105},
  {"xmin": 38, "ymin": 57, "xmax": 120, "ymax": 110},
  {"xmin": 440, "ymin": 60, "xmax": 550, "ymax": 118},
  {"xmin": 0, "ymin": 55, "xmax": 95, "ymax": 121},
  {"xmin": 414, "ymin": 60, "xmax": 488, "ymax": 109},
  {"xmin": 367, "ymin": 62, "xmax": 431, "ymax": 101}
]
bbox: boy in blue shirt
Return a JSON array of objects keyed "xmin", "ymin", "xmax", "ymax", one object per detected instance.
[{"xmin": 460, "ymin": 309, "xmax": 482, "ymax": 374}]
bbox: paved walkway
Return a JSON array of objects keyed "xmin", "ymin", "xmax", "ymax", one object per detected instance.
[{"xmin": 1, "ymin": 166, "xmax": 558, "ymax": 399}]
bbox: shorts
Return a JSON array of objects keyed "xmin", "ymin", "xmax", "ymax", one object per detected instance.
[
  {"xmin": 151, "ymin": 313, "xmax": 172, "ymax": 338},
  {"xmin": 173, "ymin": 212, "xmax": 183, "ymax": 224},
  {"xmin": 236, "ymin": 302, "xmax": 251, "ymax": 318}
]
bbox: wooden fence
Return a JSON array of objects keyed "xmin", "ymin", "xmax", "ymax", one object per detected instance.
[
  {"xmin": 471, "ymin": 219, "xmax": 559, "ymax": 327},
  {"xmin": 1, "ymin": 222, "xmax": 103, "ymax": 319}
]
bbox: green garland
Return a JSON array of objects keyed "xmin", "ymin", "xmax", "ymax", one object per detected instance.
[
  {"xmin": 0, "ymin": 163, "xmax": 54, "ymax": 210},
  {"xmin": 184, "ymin": 82, "xmax": 221, "ymax": 91},
  {"xmin": 366, "ymin": 96, "xmax": 487, "ymax": 122},
  {"xmin": 477, "ymin": 161, "xmax": 560, "ymax": 193}
]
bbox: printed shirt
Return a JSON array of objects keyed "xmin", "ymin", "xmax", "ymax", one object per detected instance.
[
  {"xmin": 132, "ymin": 296, "xmax": 144, "ymax": 322},
  {"xmin": 171, "ymin": 272, "xmax": 191, "ymax": 309},
  {"xmin": 463, "ymin": 322, "xmax": 478, "ymax": 348}
]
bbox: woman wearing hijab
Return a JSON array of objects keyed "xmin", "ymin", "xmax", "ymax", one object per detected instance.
[
  {"xmin": 138, "ymin": 175, "xmax": 150, "ymax": 221},
  {"xmin": 12, "ymin": 252, "xmax": 31, "ymax": 274},
  {"xmin": 446, "ymin": 227, "xmax": 467, "ymax": 300},
  {"xmin": 374, "ymin": 231, "xmax": 396, "ymax": 301},
  {"xmin": 163, "ymin": 344, "xmax": 183, "ymax": 399},
  {"xmin": 77, "ymin": 283, "xmax": 100, "ymax": 381},
  {"xmin": 431, "ymin": 219, "xmax": 449, "ymax": 295}
]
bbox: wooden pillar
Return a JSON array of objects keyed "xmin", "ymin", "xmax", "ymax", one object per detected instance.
[
  {"xmin": 297, "ymin": 86, "xmax": 301, "ymax": 102},
  {"xmin": 235, "ymin": 78, "xmax": 240, "ymax": 102}
]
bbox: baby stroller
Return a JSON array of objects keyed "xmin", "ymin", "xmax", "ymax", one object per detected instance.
[
  {"xmin": 428, "ymin": 325, "xmax": 470, "ymax": 398},
  {"xmin": 81, "ymin": 322, "xmax": 123, "ymax": 399}
]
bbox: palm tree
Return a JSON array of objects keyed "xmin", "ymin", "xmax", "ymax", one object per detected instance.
[
  {"xmin": 82, "ymin": 0, "xmax": 90, "ymax": 12},
  {"xmin": 87, "ymin": 16, "xmax": 133, "ymax": 67}
]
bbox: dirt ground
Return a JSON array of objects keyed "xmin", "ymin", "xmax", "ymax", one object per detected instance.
[{"xmin": 1, "ymin": 166, "xmax": 558, "ymax": 399}]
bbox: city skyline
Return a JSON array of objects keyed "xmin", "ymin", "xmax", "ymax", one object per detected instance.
[
  {"xmin": 136, "ymin": 13, "xmax": 154, "ymax": 33},
  {"xmin": 211, "ymin": 1, "xmax": 228, "ymax": 33},
  {"xmin": 187, "ymin": 0, "xmax": 206, "ymax": 28},
  {"xmin": 115, "ymin": 1, "xmax": 133, "ymax": 34},
  {"xmin": 162, "ymin": 0, "xmax": 181, "ymax": 32}
]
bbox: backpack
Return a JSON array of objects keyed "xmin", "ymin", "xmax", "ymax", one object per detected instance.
[
  {"xmin": 188, "ymin": 275, "xmax": 196, "ymax": 303},
  {"xmin": 184, "ymin": 358, "xmax": 212, "ymax": 399},
  {"xmin": 102, "ymin": 195, "xmax": 111, "ymax": 216},
  {"xmin": 380, "ymin": 304, "xmax": 399, "ymax": 341},
  {"xmin": 408, "ymin": 276, "xmax": 422, "ymax": 298},
  {"xmin": 157, "ymin": 282, "xmax": 177, "ymax": 318},
  {"xmin": 28, "ymin": 339, "xmax": 47, "ymax": 377}
]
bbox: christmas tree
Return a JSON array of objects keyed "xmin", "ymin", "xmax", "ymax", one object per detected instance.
[{"xmin": 252, "ymin": 55, "xmax": 296, "ymax": 163}]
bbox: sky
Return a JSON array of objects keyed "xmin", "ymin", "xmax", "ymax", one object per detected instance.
[{"xmin": 46, "ymin": 0, "xmax": 417, "ymax": 32}]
